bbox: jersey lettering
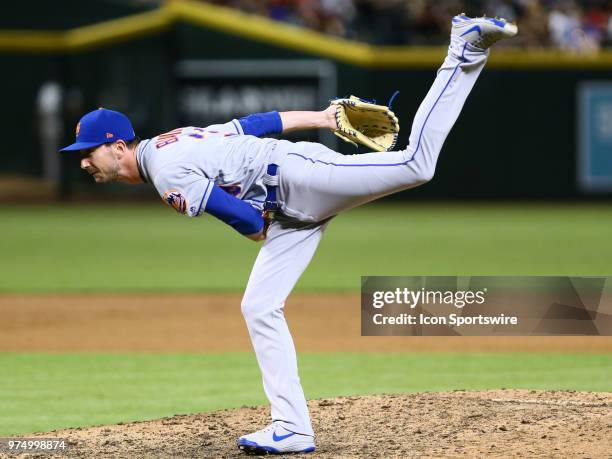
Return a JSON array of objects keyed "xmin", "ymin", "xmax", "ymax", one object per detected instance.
[
  {"xmin": 156, "ymin": 128, "xmax": 183, "ymax": 149},
  {"xmin": 188, "ymin": 127, "xmax": 205, "ymax": 140},
  {"xmin": 156, "ymin": 127, "xmax": 231, "ymax": 148}
]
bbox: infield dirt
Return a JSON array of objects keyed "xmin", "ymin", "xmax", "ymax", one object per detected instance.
[
  {"xmin": 2, "ymin": 294, "xmax": 611, "ymax": 458},
  {"xmin": 16, "ymin": 390, "xmax": 612, "ymax": 458},
  {"xmin": 1, "ymin": 293, "xmax": 611, "ymax": 352}
]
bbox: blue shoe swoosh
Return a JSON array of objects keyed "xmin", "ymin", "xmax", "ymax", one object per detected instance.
[{"xmin": 272, "ymin": 431, "xmax": 296, "ymax": 442}]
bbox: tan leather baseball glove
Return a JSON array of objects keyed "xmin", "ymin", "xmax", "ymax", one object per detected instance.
[{"xmin": 331, "ymin": 95, "xmax": 400, "ymax": 152}]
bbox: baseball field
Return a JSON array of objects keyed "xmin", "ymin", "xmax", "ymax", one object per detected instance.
[{"xmin": 1, "ymin": 202, "xmax": 611, "ymax": 457}]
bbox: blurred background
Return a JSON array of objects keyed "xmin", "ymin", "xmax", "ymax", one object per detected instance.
[{"xmin": 3, "ymin": 0, "xmax": 612, "ymax": 201}]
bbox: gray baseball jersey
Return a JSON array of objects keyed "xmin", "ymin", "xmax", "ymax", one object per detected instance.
[{"xmin": 136, "ymin": 121, "xmax": 277, "ymax": 216}]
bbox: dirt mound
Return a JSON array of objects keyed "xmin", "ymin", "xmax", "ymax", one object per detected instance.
[{"xmin": 14, "ymin": 390, "xmax": 611, "ymax": 458}]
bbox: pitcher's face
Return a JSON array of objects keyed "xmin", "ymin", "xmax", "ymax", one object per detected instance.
[{"xmin": 80, "ymin": 143, "xmax": 121, "ymax": 183}]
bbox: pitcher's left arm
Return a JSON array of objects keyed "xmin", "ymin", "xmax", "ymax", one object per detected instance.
[{"xmin": 220, "ymin": 107, "xmax": 337, "ymax": 138}]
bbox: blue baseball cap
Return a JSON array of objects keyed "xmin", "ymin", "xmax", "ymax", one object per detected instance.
[{"xmin": 60, "ymin": 108, "xmax": 136, "ymax": 152}]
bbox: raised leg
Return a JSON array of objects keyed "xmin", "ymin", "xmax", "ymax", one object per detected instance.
[{"xmin": 276, "ymin": 36, "xmax": 489, "ymax": 223}]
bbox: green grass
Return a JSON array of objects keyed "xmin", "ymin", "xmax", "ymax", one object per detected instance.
[
  {"xmin": 0, "ymin": 352, "xmax": 610, "ymax": 436},
  {"xmin": 2, "ymin": 203, "xmax": 612, "ymax": 291}
]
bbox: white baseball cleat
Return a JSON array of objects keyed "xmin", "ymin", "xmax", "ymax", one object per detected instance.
[
  {"xmin": 237, "ymin": 422, "xmax": 315, "ymax": 455},
  {"xmin": 451, "ymin": 14, "xmax": 518, "ymax": 49}
]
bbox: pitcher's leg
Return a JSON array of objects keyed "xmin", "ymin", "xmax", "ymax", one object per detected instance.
[
  {"xmin": 279, "ymin": 37, "xmax": 488, "ymax": 223},
  {"xmin": 403, "ymin": 35, "xmax": 488, "ymax": 180},
  {"xmin": 240, "ymin": 220, "xmax": 328, "ymax": 437}
]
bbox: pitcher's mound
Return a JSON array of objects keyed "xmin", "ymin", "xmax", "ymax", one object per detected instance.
[{"xmin": 32, "ymin": 390, "xmax": 611, "ymax": 458}]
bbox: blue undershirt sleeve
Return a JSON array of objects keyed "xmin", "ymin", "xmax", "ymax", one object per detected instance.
[
  {"xmin": 238, "ymin": 111, "xmax": 283, "ymax": 137},
  {"xmin": 204, "ymin": 184, "xmax": 264, "ymax": 236}
]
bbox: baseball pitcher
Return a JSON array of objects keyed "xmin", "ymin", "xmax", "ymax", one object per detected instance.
[{"xmin": 60, "ymin": 15, "xmax": 517, "ymax": 455}]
